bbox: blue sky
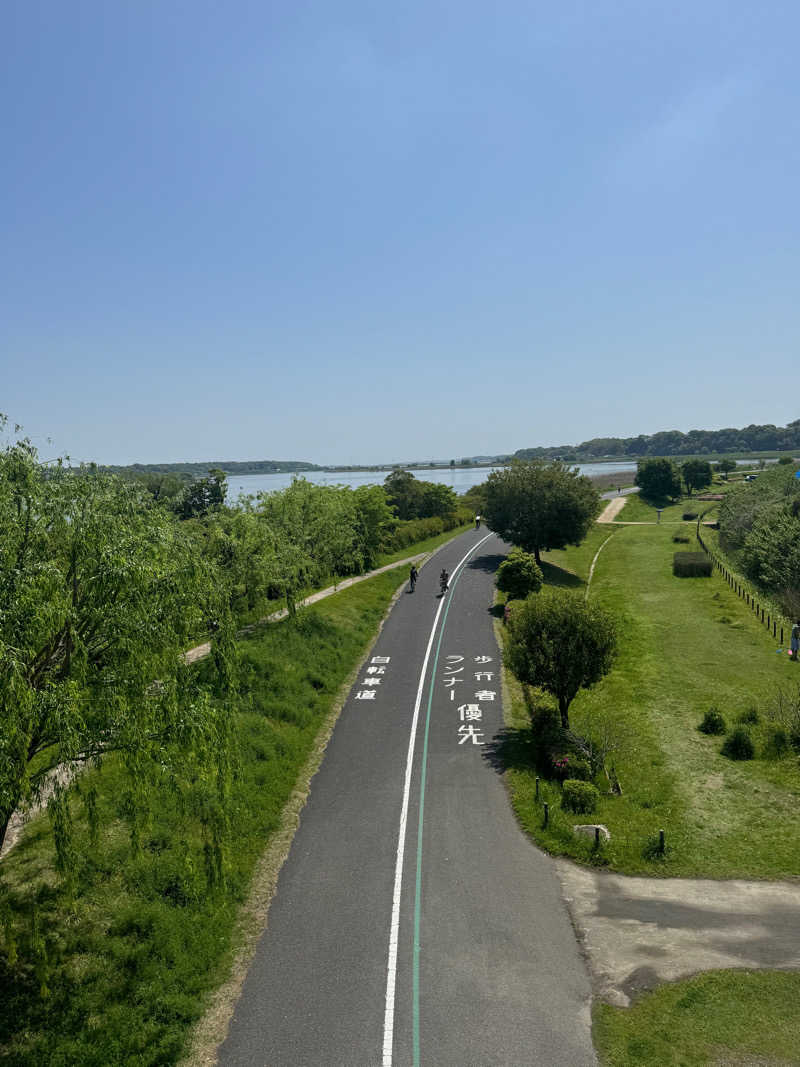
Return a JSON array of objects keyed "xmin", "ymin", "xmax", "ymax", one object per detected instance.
[{"xmin": 2, "ymin": 1, "xmax": 797, "ymax": 465}]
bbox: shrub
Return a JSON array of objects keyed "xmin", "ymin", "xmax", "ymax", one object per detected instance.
[
  {"xmin": 552, "ymin": 754, "xmax": 592, "ymax": 782},
  {"xmin": 738, "ymin": 705, "xmax": 760, "ymax": 725},
  {"xmin": 682, "ymin": 511, "xmax": 698, "ymax": 521},
  {"xmin": 764, "ymin": 724, "xmax": 790, "ymax": 759},
  {"xmin": 561, "ymin": 779, "xmax": 599, "ymax": 814},
  {"xmin": 699, "ymin": 707, "xmax": 726, "ymax": 735},
  {"xmin": 721, "ymin": 726, "xmax": 755, "ymax": 760},
  {"xmin": 673, "ymin": 552, "xmax": 712, "ymax": 578},
  {"xmin": 672, "ymin": 525, "xmax": 691, "ymax": 544},
  {"xmin": 496, "ymin": 548, "xmax": 543, "ymax": 600}
]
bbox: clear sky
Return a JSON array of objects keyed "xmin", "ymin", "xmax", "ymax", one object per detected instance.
[{"xmin": 2, "ymin": 1, "xmax": 797, "ymax": 465}]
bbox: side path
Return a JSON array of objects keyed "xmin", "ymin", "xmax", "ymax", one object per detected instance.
[
  {"xmin": 184, "ymin": 549, "xmax": 435, "ymax": 665},
  {"xmin": 557, "ymin": 861, "xmax": 800, "ymax": 1007}
]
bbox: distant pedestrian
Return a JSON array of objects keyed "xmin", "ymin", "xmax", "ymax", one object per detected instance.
[
  {"xmin": 409, "ymin": 564, "xmax": 418, "ymax": 592},
  {"xmin": 791, "ymin": 621, "xmax": 800, "ymax": 660},
  {"xmin": 475, "ymin": 514, "xmax": 481, "ymax": 529},
  {"xmin": 617, "ymin": 485, "xmax": 621, "ymax": 495}
]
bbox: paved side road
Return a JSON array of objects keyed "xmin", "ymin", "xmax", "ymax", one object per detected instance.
[
  {"xmin": 557, "ymin": 861, "xmax": 800, "ymax": 1007},
  {"xmin": 218, "ymin": 528, "xmax": 594, "ymax": 1066}
]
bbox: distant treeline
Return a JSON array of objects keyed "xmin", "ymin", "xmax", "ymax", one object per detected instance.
[
  {"xmin": 515, "ymin": 419, "xmax": 800, "ymax": 461},
  {"xmin": 101, "ymin": 459, "xmax": 320, "ymax": 480}
]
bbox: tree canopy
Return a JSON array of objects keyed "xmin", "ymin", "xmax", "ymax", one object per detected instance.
[
  {"xmin": 505, "ymin": 591, "xmax": 617, "ymax": 730},
  {"xmin": 634, "ymin": 457, "xmax": 682, "ymax": 502},
  {"xmin": 0, "ymin": 431, "xmax": 235, "ymax": 859},
  {"xmin": 681, "ymin": 459, "xmax": 712, "ymax": 496},
  {"xmin": 483, "ymin": 460, "xmax": 599, "ymax": 563}
]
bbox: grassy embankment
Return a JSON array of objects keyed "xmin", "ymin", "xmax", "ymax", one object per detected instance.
[
  {"xmin": 497, "ymin": 516, "xmax": 800, "ymax": 1065},
  {"xmin": 0, "ymin": 559, "xmax": 413, "ymax": 1065},
  {"xmin": 502, "ymin": 520, "xmax": 800, "ymax": 876}
]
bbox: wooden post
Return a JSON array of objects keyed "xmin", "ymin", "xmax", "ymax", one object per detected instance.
[
  {"xmin": 659, "ymin": 829, "xmax": 665, "ymax": 854},
  {"xmin": 543, "ymin": 803, "xmax": 549, "ymax": 827},
  {"xmin": 594, "ymin": 826, "xmax": 601, "ymax": 848},
  {"xmin": 535, "ymin": 776, "xmax": 540, "ymax": 800}
]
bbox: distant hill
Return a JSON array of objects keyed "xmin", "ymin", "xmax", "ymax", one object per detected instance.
[
  {"xmin": 514, "ymin": 420, "xmax": 800, "ymax": 461},
  {"xmin": 101, "ymin": 459, "xmax": 319, "ymax": 480}
]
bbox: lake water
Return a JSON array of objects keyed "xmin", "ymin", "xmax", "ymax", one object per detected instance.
[{"xmin": 226, "ymin": 460, "xmax": 638, "ymax": 501}]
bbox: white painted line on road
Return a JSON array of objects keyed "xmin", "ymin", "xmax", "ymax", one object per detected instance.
[{"xmin": 382, "ymin": 533, "xmax": 494, "ymax": 1066}]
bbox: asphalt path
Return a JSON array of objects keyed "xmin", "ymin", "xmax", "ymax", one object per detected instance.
[{"xmin": 219, "ymin": 528, "xmax": 594, "ymax": 1066}]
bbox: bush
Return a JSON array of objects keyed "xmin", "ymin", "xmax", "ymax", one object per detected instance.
[
  {"xmin": 721, "ymin": 726, "xmax": 755, "ymax": 760},
  {"xmin": 682, "ymin": 511, "xmax": 698, "ymax": 521},
  {"xmin": 699, "ymin": 707, "xmax": 726, "ymax": 735},
  {"xmin": 496, "ymin": 548, "xmax": 543, "ymax": 600},
  {"xmin": 764, "ymin": 724, "xmax": 790, "ymax": 759},
  {"xmin": 552, "ymin": 754, "xmax": 592, "ymax": 782},
  {"xmin": 672, "ymin": 525, "xmax": 691, "ymax": 544},
  {"xmin": 561, "ymin": 779, "xmax": 599, "ymax": 814},
  {"xmin": 738, "ymin": 705, "xmax": 760, "ymax": 725},
  {"xmin": 673, "ymin": 552, "xmax": 712, "ymax": 578}
]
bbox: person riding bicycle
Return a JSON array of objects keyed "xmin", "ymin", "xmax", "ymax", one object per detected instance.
[
  {"xmin": 409, "ymin": 564, "xmax": 418, "ymax": 592},
  {"xmin": 439, "ymin": 568, "xmax": 449, "ymax": 592}
]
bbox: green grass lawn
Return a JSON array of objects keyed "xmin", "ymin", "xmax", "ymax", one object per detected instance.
[
  {"xmin": 500, "ymin": 522, "xmax": 800, "ymax": 878},
  {"xmin": 0, "ymin": 566, "xmax": 408, "ymax": 1066},
  {"xmin": 593, "ymin": 970, "xmax": 800, "ymax": 1066}
]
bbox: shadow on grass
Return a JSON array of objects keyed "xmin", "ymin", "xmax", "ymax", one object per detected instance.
[{"xmin": 540, "ymin": 561, "xmax": 584, "ymax": 589}]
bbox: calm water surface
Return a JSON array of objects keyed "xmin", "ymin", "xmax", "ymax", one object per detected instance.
[{"xmin": 226, "ymin": 461, "xmax": 638, "ymax": 501}]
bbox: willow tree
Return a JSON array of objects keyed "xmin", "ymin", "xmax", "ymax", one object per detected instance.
[{"xmin": 0, "ymin": 429, "xmax": 235, "ymax": 863}]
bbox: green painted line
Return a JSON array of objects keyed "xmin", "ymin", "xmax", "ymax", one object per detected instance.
[{"xmin": 412, "ymin": 566, "xmax": 465, "ymax": 1067}]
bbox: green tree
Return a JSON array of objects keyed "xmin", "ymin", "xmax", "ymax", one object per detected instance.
[
  {"xmin": 353, "ymin": 485, "xmax": 396, "ymax": 568},
  {"xmin": 384, "ymin": 469, "xmax": 423, "ymax": 521},
  {"xmin": 496, "ymin": 549, "xmax": 543, "ymax": 600},
  {"xmin": 418, "ymin": 482, "xmax": 457, "ymax": 519},
  {"xmin": 175, "ymin": 468, "xmax": 228, "ymax": 519},
  {"xmin": 681, "ymin": 459, "xmax": 712, "ymax": 496},
  {"xmin": 716, "ymin": 458, "xmax": 737, "ymax": 480},
  {"xmin": 0, "ymin": 433, "xmax": 234, "ymax": 859},
  {"xmin": 506, "ymin": 592, "xmax": 617, "ymax": 730},
  {"xmin": 484, "ymin": 460, "xmax": 600, "ymax": 564},
  {"xmin": 634, "ymin": 458, "xmax": 682, "ymax": 502}
]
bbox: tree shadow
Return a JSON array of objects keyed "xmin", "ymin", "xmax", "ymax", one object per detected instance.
[
  {"xmin": 466, "ymin": 552, "xmax": 505, "ymax": 574},
  {"xmin": 540, "ymin": 561, "xmax": 584, "ymax": 589},
  {"xmin": 482, "ymin": 725, "xmax": 538, "ymax": 775}
]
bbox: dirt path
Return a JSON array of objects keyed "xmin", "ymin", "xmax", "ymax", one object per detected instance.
[{"xmin": 556, "ymin": 860, "xmax": 800, "ymax": 1007}]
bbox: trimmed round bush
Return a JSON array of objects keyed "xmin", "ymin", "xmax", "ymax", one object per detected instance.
[
  {"xmin": 561, "ymin": 779, "xmax": 599, "ymax": 814},
  {"xmin": 738, "ymin": 705, "xmax": 760, "ymax": 725},
  {"xmin": 682, "ymin": 511, "xmax": 698, "ymax": 520},
  {"xmin": 496, "ymin": 548, "xmax": 544, "ymax": 600},
  {"xmin": 721, "ymin": 725, "xmax": 755, "ymax": 760},
  {"xmin": 699, "ymin": 707, "xmax": 726, "ymax": 735}
]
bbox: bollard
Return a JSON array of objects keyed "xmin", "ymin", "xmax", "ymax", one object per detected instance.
[
  {"xmin": 781, "ymin": 626, "xmax": 784, "ymax": 644},
  {"xmin": 535, "ymin": 776, "xmax": 540, "ymax": 800},
  {"xmin": 594, "ymin": 826, "xmax": 601, "ymax": 848},
  {"xmin": 543, "ymin": 803, "xmax": 549, "ymax": 827},
  {"xmin": 659, "ymin": 829, "xmax": 665, "ymax": 854}
]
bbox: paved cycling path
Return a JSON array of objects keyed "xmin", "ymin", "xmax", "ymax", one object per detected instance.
[{"xmin": 218, "ymin": 528, "xmax": 594, "ymax": 1066}]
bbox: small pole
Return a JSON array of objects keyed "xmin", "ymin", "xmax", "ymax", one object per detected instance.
[
  {"xmin": 594, "ymin": 826, "xmax": 601, "ymax": 848},
  {"xmin": 781, "ymin": 626, "xmax": 784, "ymax": 644},
  {"xmin": 535, "ymin": 776, "xmax": 540, "ymax": 800},
  {"xmin": 543, "ymin": 803, "xmax": 549, "ymax": 827},
  {"xmin": 659, "ymin": 829, "xmax": 665, "ymax": 854}
]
